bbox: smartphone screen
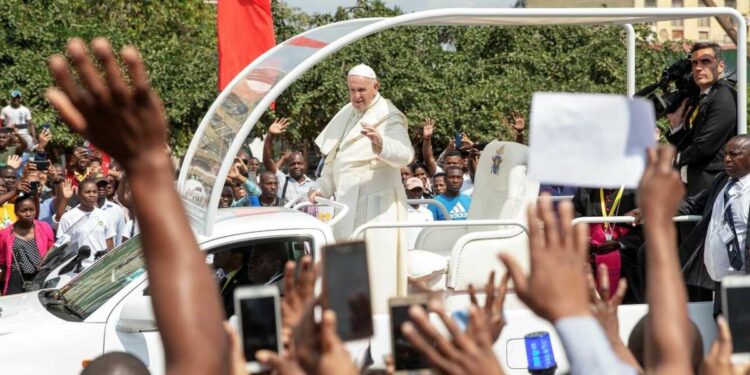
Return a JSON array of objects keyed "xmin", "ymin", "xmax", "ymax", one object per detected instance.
[
  {"xmin": 323, "ymin": 241, "xmax": 373, "ymax": 341},
  {"xmin": 390, "ymin": 302, "xmax": 430, "ymax": 371},
  {"xmin": 524, "ymin": 331, "xmax": 557, "ymax": 373},
  {"xmin": 239, "ymin": 295, "xmax": 279, "ymax": 361},
  {"xmin": 725, "ymin": 287, "xmax": 750, "ymax": 353},
  {"xmin": 32, "ymin": 161, "xmax": 50, "ymax": 171}
]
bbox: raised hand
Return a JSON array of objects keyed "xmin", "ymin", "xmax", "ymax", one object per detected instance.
[
  {"xmin": 401, "ymin": 302, "xmax": 504, "ymax": 375},
  {"xmin": 318, "ymin": 310, "xmax": 359, "ymax": 375},
  {"xmin": 280, "ymin": 256, "xmax": 316, "ymax": 344},
  {"xmin": 227, "ymin": 164, "xmax": 240, "ymax": 181},
  {"xmin": 45, "ymin": 38, "xmax": 168, "ymax": 171},
  {"xmin": 37, "ymin": 128, "xmax": 52, "ymax": 150},
  {"xmin": 6, "ymin": 154, "xmax": 21, "ymax": 170},
  {"xmin": 511, "ymin": 111, "xmax": 525, "ymax": 133},
  {"xmin": 701, "ymin": 316, "xmax": 750, "ymax": 375},
  {"xmin": 269, "ymin": 118, "xmax": 290, "ymax": 136},
  {"xmin": 422, "ymin": 118, "xmax": 435, "ymax": 141},
  {"xmin": 467, "ymin": 270, "xmax": 510, "ymax": 343},
  {"xmin": 61, "ymin": 178, "xmax": 75, "ymax": 200},
  {"xmin": 360, "ymin": 123, "xmax": 383, "ymax": 154},
  {"xmin": 640, "ymin": 146, "xmax": 685, "ymax": 220},
  {"xmin": 499, "ymin": 197, "xmax": 591, "ymax": 323},
  {"xmin": 666, "ymin": 98, "xmax": 689, "ymax": 130}
]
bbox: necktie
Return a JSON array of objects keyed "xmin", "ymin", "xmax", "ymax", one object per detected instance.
[
  {"xmin": 688, "ymin": 93, "xmax": 708, "ymax": 129},
  {"xmin": 723, "ymin": 178, "xmax": 744, "ymax": 271}
]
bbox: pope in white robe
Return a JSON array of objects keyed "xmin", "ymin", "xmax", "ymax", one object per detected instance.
[{"xmin": 310, "ymin": 64, "xmax": 414, "ymax": 312}]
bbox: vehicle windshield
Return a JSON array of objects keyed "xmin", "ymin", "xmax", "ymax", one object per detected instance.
[{"xmin": 59, "ymin": 236, "xmax": 145, "ymax": 319}]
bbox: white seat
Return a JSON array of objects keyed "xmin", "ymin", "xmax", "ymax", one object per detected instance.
[{"xmin": 407, "ymin": 141, "xmax": 538, "ymax": 290}]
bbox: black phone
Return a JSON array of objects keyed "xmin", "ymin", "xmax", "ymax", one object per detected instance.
[
  {"xmin": 322, "ymin": 240, "xmax": 373, "ymax": 341},
  {"xmin": 234, "ymin": 285, "xmax": 282, "ymax": 373},
  {"xmin": 31, "ymin": 161, "xmax": 50, "ymax": 171},
  {"xmin": 389, "ymin": 296, "xmax": 430, "ymax": 373},
  {"xmin": 29, "ymin": 181, "xmax": 39, "ymax": 194}
]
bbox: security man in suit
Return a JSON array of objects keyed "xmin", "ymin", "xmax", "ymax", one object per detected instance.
[
  {"xmin": 678, "ymin": 135, "xmax": 750, "ymax": 315},
  {"xmin": 666, "ymin": 41, "xmax": 737, "ymax": 195}
]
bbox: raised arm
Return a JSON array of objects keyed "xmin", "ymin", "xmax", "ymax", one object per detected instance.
[
  {"xmin": 422, "ymin": 118, "xmax": 438, "ymax": 176},
  {"xmin": 46, "ymin": 38, "xmax": 228, "ymax": 375},
  {"xmin": 639, "ymin": 146, "xmax": 692, "ymax": 375},
  {"xmin": 262, "ymin": 118, "xmax": 289, "ymax": 174}
]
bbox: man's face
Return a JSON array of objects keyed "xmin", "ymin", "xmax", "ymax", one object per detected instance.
[
  {"xmin": 75, "ymin": 148, "xmax": 90, "ymax": 169},
  {"xmin": 433, "ymin": 176, "xmax": 447, "ymax": 195},
  {"xmin": 248, "ymin": 158, "xmax": 260, "ymax": 172},
  {"xmin": 445, "ymin": 169, "xmax": 464, "ymax": 195},
  {"xmin": 96, "ymin": 180, "xmax": 108, "ymax": 200},
  {"xmin": 106, "ymin": 176, "xmax": 116, "ymax": 196},
  {"xmin": 220, "ymin": 187, "xmax": 234, "ymax": 208},
  {"xmin": 347, "ymin": 75, "xmax": 379, "ymax": 111},
  {"xmin": 260, "ymin": 174, "xmax": 278, "ymax": 198},
  {"xmin": 1, "ymin": 169, "xmax": 16, "ymax": 191},
  {"xmin": 0, "ymin": 132, "xmax": 10, "ymax": 148},
  {"xmin": 288, "ymin": 154, "xmax": 306, "ymax": 180},
  {"xmin": 400, "ymin": 167, "xmax": 413, "ymax": 184},
  {"xmin": 10, "ymin": 97, "xmax": 20, "ymax": 107},
  {"xmin": 406, "ymin": 187, "xmax": 423, "ymax": 200},
  {"xmin": 414, "ymin": 167, "xmax": 428, "ymax": 187},
  {"xmin": 247, "ymin": 249, "xmax": 282, "ymax": 284},
  {"xmin": 724, "ymin": 138, "xmax": 750, "ymax": 178},
  {"xmin": 443, "ymin": 156, "xmax": 462, "ymax": 170},
  {"xmin": 691, "ymin": 48, "xmax": 725, "ymax": 91},
  {"xmin": 88, "ymin": 161, "xmax": 102, "ymax": 175},
  {"xmin": 79, "ymin": 182, "xmax": 98, "ymax": 207}
]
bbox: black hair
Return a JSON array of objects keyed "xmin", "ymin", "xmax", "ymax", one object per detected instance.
[
  {"xmin": 81, "ymin": 352, "xmax": 149, "ymax": 375},
  {"xmin": 410, "ymin": 163, "xmax": 428, "ymax": 174},
  {"xmin": 691, "ymin": 41, "xmax": 724, "ymax": 62},
  {"xmin": 445, "ymin": 166, "xmax": 463, "ymax": 175},
  {"xmin": 444, "ymin": 150, "xmax": 462, "ymax": 159},
  {"xmin": 14, "ymin": 194, "xmax": 36, "ymax": 211}
]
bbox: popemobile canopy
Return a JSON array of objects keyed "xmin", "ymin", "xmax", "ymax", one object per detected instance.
[{"xmin": 177, "ymin": 7, "xmax": 747, "ymax": 236}]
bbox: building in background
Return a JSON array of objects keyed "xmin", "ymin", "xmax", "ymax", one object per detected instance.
[{"xmin": 528, "ymin": 0, "xmax": 748, "ymax": 43}]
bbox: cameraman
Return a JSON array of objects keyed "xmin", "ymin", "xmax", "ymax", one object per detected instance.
[{"xmin": 666, "ymin": 42, "xmax": 737, "ymax": 195}]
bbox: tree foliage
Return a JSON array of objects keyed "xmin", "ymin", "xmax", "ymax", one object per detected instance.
[{"xmin": 0, "ymin": 0, "xmax": 217, "ymax": 154}]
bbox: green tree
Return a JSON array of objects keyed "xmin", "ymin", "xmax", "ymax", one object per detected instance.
[{"xmin": 0, "ymin": 0, "xmax": 217, "ymax": 154}]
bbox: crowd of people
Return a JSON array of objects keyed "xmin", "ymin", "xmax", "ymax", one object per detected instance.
[
  {"xmin": 0, "ymin": 31, "xmax": 745, "ymax": 375},
  {"xmin": 0, "ymin": 88, "xmax": 138, "ymax": 295}
]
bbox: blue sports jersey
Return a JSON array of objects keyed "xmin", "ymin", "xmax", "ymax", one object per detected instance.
[{"xmin": 429, "ymin": 193, "xmax": 471, "ymax": 220}]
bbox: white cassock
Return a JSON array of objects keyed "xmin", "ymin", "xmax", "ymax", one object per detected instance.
[{"xmin": 315, "ymin": 93, "xmax": 414, "ymax": 312}]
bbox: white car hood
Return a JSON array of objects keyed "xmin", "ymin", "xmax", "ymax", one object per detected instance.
[{"xmin": 0, "ymin": 291, "xmax": 105, "ymax": 374}]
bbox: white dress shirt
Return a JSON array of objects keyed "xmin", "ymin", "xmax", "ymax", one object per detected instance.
[
  {"xmin": 704, "ymin": 173, "xmax": 750, "ymax": 281},
  {"xmin": 555, "ymin": 316, "xmax": 638, "ymax": 375}
]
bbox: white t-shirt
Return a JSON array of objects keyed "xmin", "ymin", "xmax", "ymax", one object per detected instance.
[
  {"xmin": 275, "ymin": 170, "xmax": 319, "ymax": 203},
  {"xmin": 58, "ymin": 206, "xmax": 115, "ymax": 265},
  {"xmin": 1, "ymin": 105, "xmax": 32, "ymax": 130},
  {"xmin": 123, "ymin": 219, "xmax": 140, "ymax": 240},
  {"xmin": 406, "ymin": 205, "xmax": 434, "ymax": 249},
  {"xmin": 99, "ymin": 200, "xmax": 126, "ymax": 246}
]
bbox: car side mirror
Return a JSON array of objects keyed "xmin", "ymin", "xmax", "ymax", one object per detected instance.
[{"xmin": 116, "ymin": 294, "xmax": 157, "ymax": 333}]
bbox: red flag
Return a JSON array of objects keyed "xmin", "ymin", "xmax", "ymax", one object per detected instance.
[{"xmin": 217, "ymin": 0, "xmax": 276, "ymax": 91}]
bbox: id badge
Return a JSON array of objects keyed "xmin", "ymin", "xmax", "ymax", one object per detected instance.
[
  {"xmin": 719, "ymin": 224, "xmax": 736, "ymax": 244},
  {"xmin": 604, "ymin": 232, "xmax": 613, "ymax": 241}
]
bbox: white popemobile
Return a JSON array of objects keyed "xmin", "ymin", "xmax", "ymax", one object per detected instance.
[{"xmin": 1, "ymin": 6, "xmax": 746, "ymax": 374}]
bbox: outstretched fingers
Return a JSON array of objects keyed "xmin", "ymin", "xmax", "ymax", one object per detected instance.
[
  {"xmin": 91, "ymin": 37, "xmax": 129, "ymax": 105},
  {"xmin": 66, "ymin": 38, "xmax": 109, "ymax": 103}
]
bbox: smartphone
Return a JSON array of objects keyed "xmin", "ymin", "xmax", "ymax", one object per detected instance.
[
  {"xmin": 29, "ymin": 181, "xmax": 39, "ymax": 194},
  {"xmin": 322, "ymin": 240, "xmax": 373, "ymax": 341},
  {"xmin": 389, "ymin": 295, "xmax": 430, "ymax": 373},
  {"xmin": 722, "ymin": 276, "xmax": 750, "ymax": 363},
  {"xmin": 454, "ymin": 132, "xmax": 463, "ymax": 149},
  {"xmin": 234, "ymin": 285, "xmax": 282, "ymax": 373},
  {"xmin": 41, "ymin": 123, "xmax": 51, "ymax": 130},
  {"xmin": 524, "ymin": 331, "xmax": 557, "ymax": 374},
  {"xmin": 31, "ymin": 161, "xmax": 50, "ymax": 171}
]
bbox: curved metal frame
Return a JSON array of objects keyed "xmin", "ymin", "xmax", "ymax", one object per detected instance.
[{"xmin": 179, "ymin": 7, "xmax": 746, "ymax": 236}]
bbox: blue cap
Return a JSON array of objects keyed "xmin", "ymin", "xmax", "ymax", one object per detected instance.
[{"xmin": 10, "ymin": 90, "xmax": 21, "ymax": 98}]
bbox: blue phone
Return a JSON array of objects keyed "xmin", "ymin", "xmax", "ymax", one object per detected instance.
[
  {"xmin": 524, "ymin": 331, "xmax": 557, "ymax": 374},
  {"xmin": 454, "ymin": 132, "xmax": 463, "ymax": 148},
  {"xmin": 41, "ymin": 123, "xmax": 50, "ymax": 129}
]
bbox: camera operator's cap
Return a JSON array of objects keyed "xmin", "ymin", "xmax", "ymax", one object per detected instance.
[
  {"xmin": 405, "ymin": 177, "xmax": 424, "ymax": 191},
  {"xmin": 9, "ymin": 90, "xmax": 21, "ymax": 98},
  {"xmin": 348, "ymin": 64, "xmax": 377, "ymax": 80}
]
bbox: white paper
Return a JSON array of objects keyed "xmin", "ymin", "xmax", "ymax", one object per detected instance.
[{"xmin": 528, "ymin": 92, "xmax": 656, "ymax": 189}]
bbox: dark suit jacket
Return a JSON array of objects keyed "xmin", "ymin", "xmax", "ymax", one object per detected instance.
[
  {"xmin": 666, "ymin": 80, "xmax": 737, "ymax": 195},
  {"xmin": 679, "ymin": 172, "xmax": 750, "ymax": 289}
]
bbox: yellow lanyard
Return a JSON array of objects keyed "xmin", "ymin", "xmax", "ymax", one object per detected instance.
[
  {"xmin": 688, "ymin": 104, "xmax": 700, "ymax": 129},
  {"xmin": 600, "ymin": 187, "xmax": 624, "ymax": 231}
]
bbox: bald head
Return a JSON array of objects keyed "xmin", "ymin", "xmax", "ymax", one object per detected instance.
[
  {"xmin": 724, "ymin": 135, "xmax": 750, "ymax": 178},
  {"xmin": 259, "ymin": 171, "xmax": 278, "ymax": 199},
  {"xmin": 81, "ymin": 352, "xmax": 149, "ymax": 375}
]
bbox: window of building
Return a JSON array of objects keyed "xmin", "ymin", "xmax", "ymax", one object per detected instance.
[
  {"xmin": 699, "ymin": 31, "xmax": 710, "ymax": 40},
  {"xmin": 645, "ymin": 0, "xmax": 656, "ymax": 6},
  {"xmin": 672, "ymin": 29, "xmax": 685, "ymax": 39},
  {"xmin": 725, "ymin": 0, "xmax": 737, "ymax": 9},
  {"xmin": 671, "ymin": 0, "xmax": 684, "ymax": 27},
  {"xmin": 698, "ymin": 17, "xmax": 711, "ymax": 27},
  {"xmin": 672, "ymin": 19, "xmax": 684, "ymax": 27}
]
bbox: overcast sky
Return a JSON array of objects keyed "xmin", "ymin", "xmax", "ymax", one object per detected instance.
[{"xmin": 282, "ymin": 0, "xmax": 516, "ymax": 14}]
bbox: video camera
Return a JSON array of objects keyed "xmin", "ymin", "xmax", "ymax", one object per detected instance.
[{"xmin": 636, "ymin": 56, "xmax": 700, "ymax": 119}]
